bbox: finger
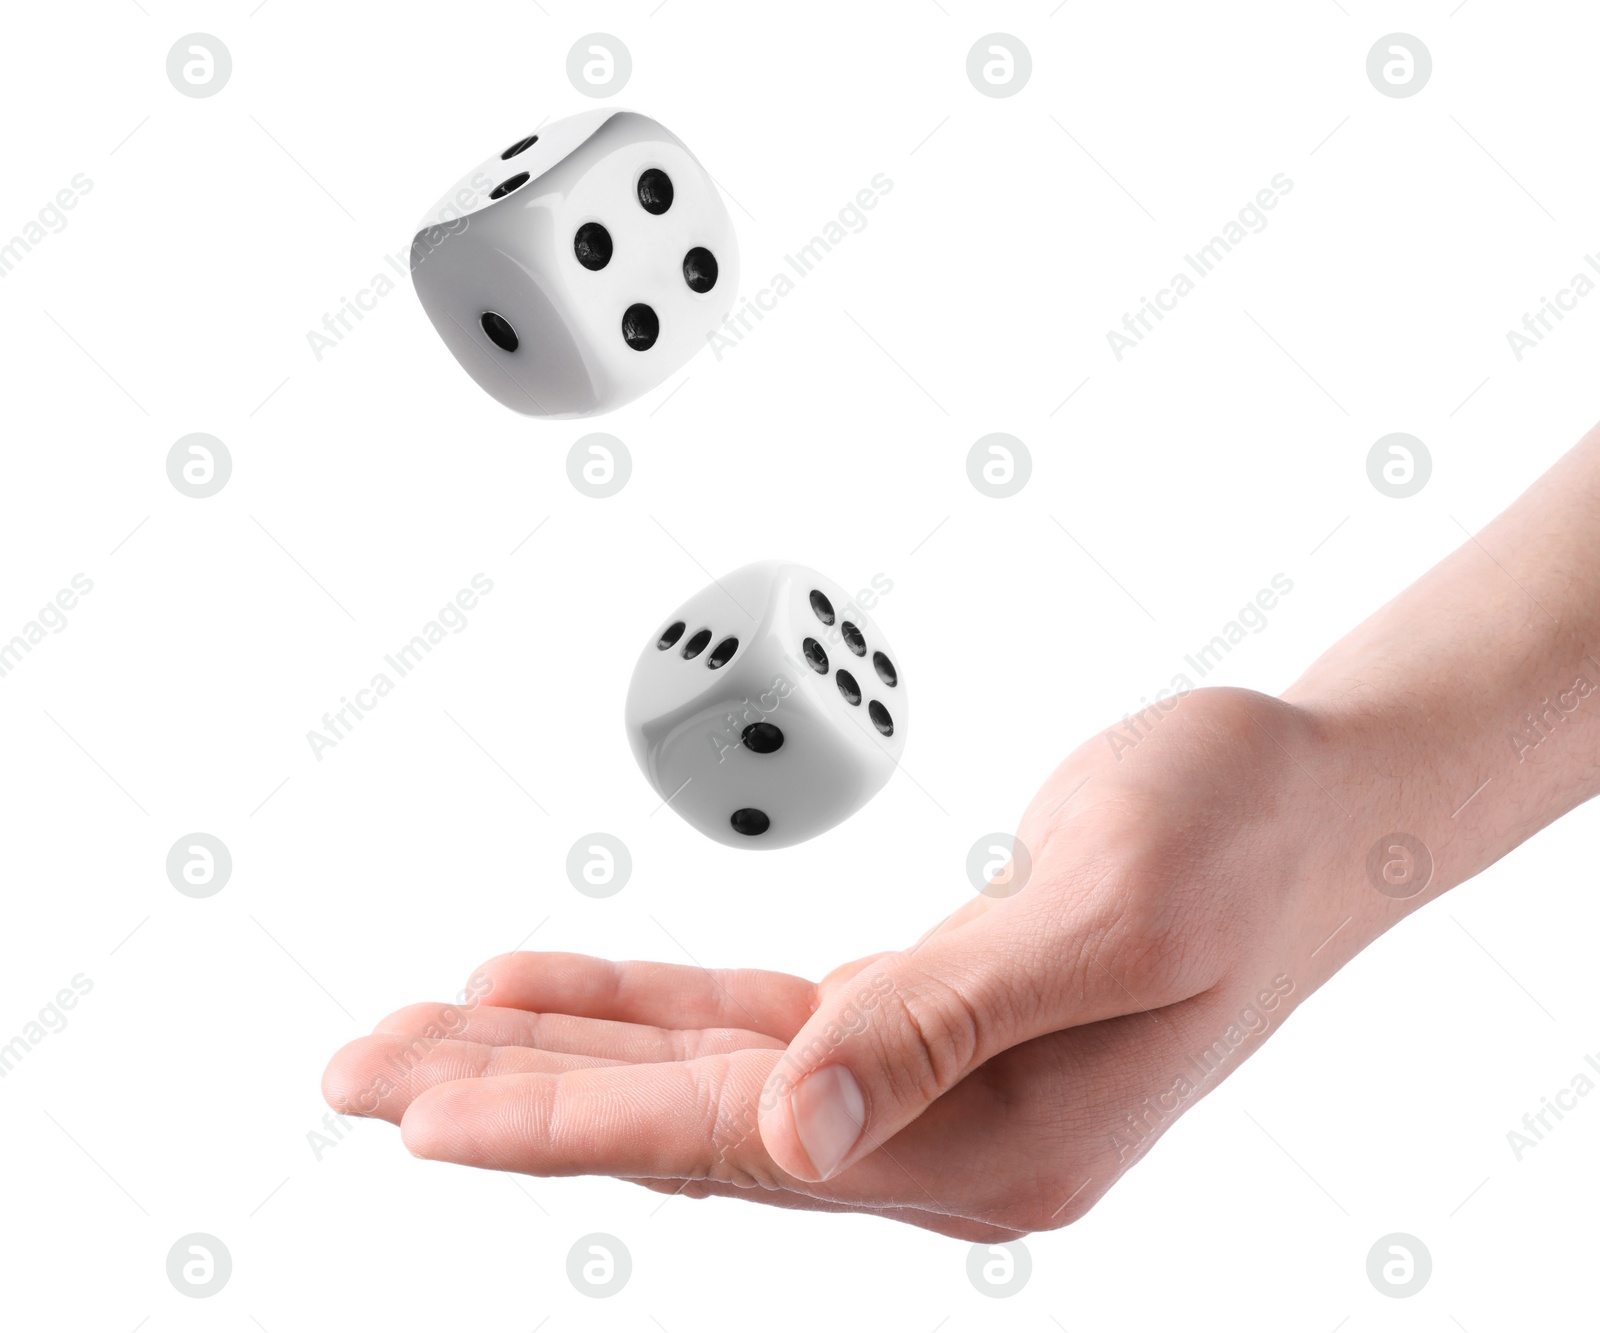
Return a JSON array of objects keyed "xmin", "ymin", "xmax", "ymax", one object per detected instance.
[
  {"xmin": 619, "ymin": 1177, "xmax": 1025, "ymax": 1242},
  {"xmin": 375, "ymin": 1003, "xmax": 785, "ymax": 1062},
  {"xmin": 399, "ymin": 995, "xmax": 1223, "ymax": 1234},
  {"xmin": 757, "ymin": 902, "xmax": 1200, "ymax": 1182},
  {"xmin": 400, "ymin": 1050, "xmax": 785, "ymax": 1185},
  {"xmin": 398, "ymin": 1049, "xmax": 981, "ymax": 1212},
  {"xmin": 469, "ymin": 952, "xmax": 817, "ymax": 1038},
  {"xmin": 323, "ymin": 1033, "xmax": 618, "ymax": 1124}
]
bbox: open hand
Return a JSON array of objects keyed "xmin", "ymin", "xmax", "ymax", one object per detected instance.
[{"xmin": 325, "ymin": 687, "xmax": 1383, "ymax": 1237}]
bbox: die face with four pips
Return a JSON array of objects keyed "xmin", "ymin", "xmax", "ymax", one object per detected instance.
[
  {"xmin": 410, "ymin": 110, "xmax": 739, "ymax": 418},
  {"xmin": 624, "ymin": 561, "xmax": 907, "ymax": 850}
]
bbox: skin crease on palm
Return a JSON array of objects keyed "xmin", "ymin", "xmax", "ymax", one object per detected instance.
[{"xmin": 325, "ymin": 425, "xmax": 1600, "ymax": 1240}]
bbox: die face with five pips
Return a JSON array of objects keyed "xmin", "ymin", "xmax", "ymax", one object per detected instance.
[
  {"xmin": 410, "ymin": 110, "xmax": 739, "ymax": 418},
  {"xmin": 624, "ymin": 561, "xmax": 907, "ymax": 849}
]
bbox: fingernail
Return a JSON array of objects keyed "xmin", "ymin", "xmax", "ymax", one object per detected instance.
[{"xmin": 791, "ymin": 1064, "xmax": 865, "ymax": 1180}]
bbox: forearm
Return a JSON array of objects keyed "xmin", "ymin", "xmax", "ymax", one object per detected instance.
[{"xmin": 1285, "ymin": 424, "xmax": 1600, "ymax": 914}]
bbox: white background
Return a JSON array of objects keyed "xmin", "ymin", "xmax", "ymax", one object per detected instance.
[{"xmin": 2, "ymin": 0, "xmax": 1597, "ymax": 1328}]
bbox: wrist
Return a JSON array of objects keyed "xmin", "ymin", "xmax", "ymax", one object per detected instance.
[
  {"xmin": 1278, "ymin": 427, "xmax": 1600, "ymax": 944},
  {"xmin": 1283, "ymin": 648, "xmax": 1600, "ymax": 980},
  {"xmin": 1248, "ymin": 694, "xmax": 1437, "ymax": 987}
]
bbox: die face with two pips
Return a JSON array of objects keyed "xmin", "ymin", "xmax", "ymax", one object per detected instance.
[
  {"xmin": 410, "ymin": 110, "xmax": 739, "ymax": 418},
  {"xmin": 624, "ymin": 562, "xmax": 907, "ymax": 850}
]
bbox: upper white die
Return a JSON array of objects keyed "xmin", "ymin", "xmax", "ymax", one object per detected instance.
[{"xmin": 410, "ymin": 111, "xmax": 739, "ymax": 418}]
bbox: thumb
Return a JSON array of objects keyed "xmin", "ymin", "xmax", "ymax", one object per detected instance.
[{"xmin": 756, "ymin": 913, "xmax": 1142, "ymax": 1182}]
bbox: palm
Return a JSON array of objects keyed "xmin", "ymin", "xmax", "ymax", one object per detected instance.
[{"xmin": 324, "ymin": 951, "xmax": 1212, "ymax": 1238}]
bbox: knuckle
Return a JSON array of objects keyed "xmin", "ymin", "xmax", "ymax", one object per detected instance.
[
  {"xmin": 872, "ymin": 956, "xmax": 985, "ymax": 1105},
  {"xmin": 1087, "ymin": 884, "xmax": 1220, "ymax": 1000},
  {"xmin": 382, "ymin": 1032, "xmax": 448, "ymax": 1082},
  {"xmin": 1027, "ymin": 849, "xmax": 1214, "ymax": 1006},
  {"xmin": 691, "ymin": 1058, "xmax": 775, "ymax": 1189},
  {"xmin": 386, "ymin": 1046, "xmax": 460, "ymax": 1103},
  {"xmin": 1082, "ymin": 892, "xmax": 1180, "ymax": 989}
]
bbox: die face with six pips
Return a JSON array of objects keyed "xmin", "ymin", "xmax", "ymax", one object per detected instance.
[
  {"xmin": 411, "ymin": 110, "xmax": 739, "ymax": 418},
  {"xmin": 624, "ymin": 561, "xmax": 907, "ymax": 850}
]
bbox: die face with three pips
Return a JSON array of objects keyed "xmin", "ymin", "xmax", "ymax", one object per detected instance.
[
  {"xmin": 624, "ymin": 562, "xmax": 907, "ymax": 850},
  {"xmin": 410, "ymin": 110, "xmax": 739, "ymax": 418}
]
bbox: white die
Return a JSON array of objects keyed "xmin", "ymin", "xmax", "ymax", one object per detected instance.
[
  {"xmin": 624, "ymin": 562, "xmax": 907, "ymax": 849},
  {"xmin": 410, "ymin": 110, "xmax": 739, "ymax": 418}
]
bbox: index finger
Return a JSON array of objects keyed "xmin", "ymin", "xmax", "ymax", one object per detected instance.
[{"xmin": 471, "ymin": 951, "xmax": 818, "ymax": 1039}]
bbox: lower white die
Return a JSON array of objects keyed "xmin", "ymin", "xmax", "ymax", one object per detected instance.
[{"xmin": 624, "ymin": 561, "xmax": 906, "ymax": 849}]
